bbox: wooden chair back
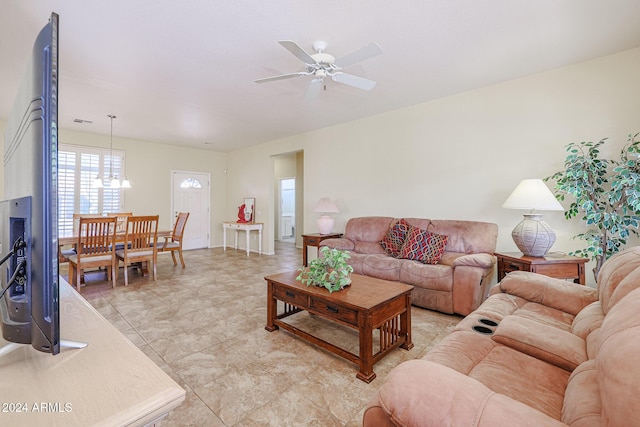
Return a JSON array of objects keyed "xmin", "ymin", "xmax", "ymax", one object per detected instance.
[
  {"xmin": 125, "ymin": 215, "xmax": 159, "ymax": 252},
  {"xmin": 106, "ymin": 212, "xmax": 133, "ymax": 233},
  {"xmin": 77, "ymin": 217, "xmax": 117, "ymax": 256},
  {"xmin": 72, "ymin": 213, "xmax": 103, "ymax": 236},
  {"xmin": 116, "ymin": 215, "xmax": 159, "ymax": 286},
  {"xmin": 172, "ymin": 212, "xmax": 190, "ymax": 242},
  {"xmin": 68, "ymin": 216, "xmax": 118, "ymax": 290},
  {"xmin": 158, "ymin": 212, "xmax": 190, "ymax": 267}
]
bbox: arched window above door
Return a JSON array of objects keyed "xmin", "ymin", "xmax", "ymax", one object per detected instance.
[{"xmin": 180, "ymin": 178, "xmax": 202, "ymax": 189}]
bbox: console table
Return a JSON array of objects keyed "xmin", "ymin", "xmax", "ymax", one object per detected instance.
[
  {"xmin": 223, "ymin": 222, "xmax": 263, "ymax": 256},
  {"xmin": 0, "ymin": 278, "xmax": 185, "ymax": 426},
  {"xmin": 496, "ymin": 252, "xmax": 587, "ymax": 285}
]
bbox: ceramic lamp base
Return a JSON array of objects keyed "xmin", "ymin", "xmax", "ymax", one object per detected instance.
[
  {"xmin": 317, "ymin": 215, "xmax": 335, "ymax": 235},
  {"xmin": 511, "ymin": 214, "xmax": 556, "ymax": 257}
]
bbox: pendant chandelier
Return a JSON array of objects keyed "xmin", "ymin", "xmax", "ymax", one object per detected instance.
[{"xmin": 92, "ymin": 114, "xmax": 131, "ymax": 188}]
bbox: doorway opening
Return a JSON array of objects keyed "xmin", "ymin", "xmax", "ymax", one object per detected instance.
[{"xmin": 279, "ymin": 178, "xmax": 295, "ymax": 242}]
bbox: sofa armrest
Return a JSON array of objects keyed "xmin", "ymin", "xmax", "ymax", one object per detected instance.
[
  {"xmin": 319, "ymin": 238, "xmax": 355, "ymax": 251},
  {"xmin": 492, "ymin": 271, "xmax": 598, "ymax": 315},
  {"xmin": 492, "ymin": 316, "xmax": 587, "ymax": 371},
  {"xmin": 450, "ymin": 252, "xmax": 496, "ymax": 269},
  {"xmin": 365, "ymin": 359, "xmax": 567, "ymax": 427}
]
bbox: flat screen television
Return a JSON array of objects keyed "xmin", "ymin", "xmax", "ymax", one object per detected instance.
[{"xmin": 0, "ymin": 12, "xmax": 60, "ymax": 355}]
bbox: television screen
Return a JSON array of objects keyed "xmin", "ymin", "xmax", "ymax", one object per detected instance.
[{"xmin": 1, "ymin": 12, "xmax": 60, "ymax": 354}]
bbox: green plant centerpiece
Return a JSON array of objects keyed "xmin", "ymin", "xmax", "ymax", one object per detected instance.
[
  {"xmin": 545, "ymin": 133, "xmax": 640, "ymax": 280},
  {"xmin": 296, "ymin": 246, "xmax": 354, "ymax": 293}
]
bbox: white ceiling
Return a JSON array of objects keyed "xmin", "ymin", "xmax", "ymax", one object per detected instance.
[{"xmin": 2, "ymin": 1, "xmax": 640, "ymax": 153}]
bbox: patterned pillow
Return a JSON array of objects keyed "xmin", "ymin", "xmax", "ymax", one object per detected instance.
[
  {"xmin": 380, "ymin": 219, "xmax": 410, "ymax": 257},
  {"xmin": 398, "ymin": 225, "xmax": 449, "ymax": 264}
]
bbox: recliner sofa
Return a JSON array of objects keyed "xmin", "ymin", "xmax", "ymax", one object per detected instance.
[
  {"xmin": 363, "ymin": 246, "xmax": 640, "ymax": 426},
  {"xmin": 320, "ymin": 216, "xmax": 498, "ymax": 316}
]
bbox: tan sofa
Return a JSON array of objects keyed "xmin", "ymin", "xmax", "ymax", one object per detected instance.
[
  {"xmin": 320, "ymin": 217, "xmax": 498, "ymax": 316},
  {"xmin": 363, "ymin": 246, "xmax": 640, "ymax": 427}
]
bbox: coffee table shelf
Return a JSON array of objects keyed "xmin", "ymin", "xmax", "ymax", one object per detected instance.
[{"xmin": 265, "ymin": 271, "xmax": 414, "ymax": 383}]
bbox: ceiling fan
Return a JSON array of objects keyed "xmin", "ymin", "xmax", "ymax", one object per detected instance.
[{"xmin": 255, "ymin": 40, "xmax": 383, "ymax": 91}]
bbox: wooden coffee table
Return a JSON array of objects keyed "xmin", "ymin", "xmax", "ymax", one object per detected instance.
[{"xmin": 265, "ymin": 271, "xmax": 414, "ymax": 383}]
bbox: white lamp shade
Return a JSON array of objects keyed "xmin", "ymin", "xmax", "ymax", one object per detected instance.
[
  {"xmin": 313, "ymin": 197, "xmax": 339, "ymax": 213},
  {"xmin": 121, "ymin": 178, "xmax": 131, "ymax": 188},
  {"xmin": 502, "ymin": 179, "xmax": 564, "ymax": 211},
  {"xmin": 92, "ymin": 176, "xmax": 104, "ymax": 188}
]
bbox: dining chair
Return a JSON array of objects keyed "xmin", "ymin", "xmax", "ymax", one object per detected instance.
[
  {"xmin": 116, "ymin": 215, "xmax": 159, "ymax": 286},
  {"xmin": 157, "ymin": 212, "xmax": 190, "ymax": 267},
  {"xmin": 106, "ymin": 212, "xmax": 132, "ymax": 233},
  {"xmin": 67, "ymin": 217, "xmax": 118, "ymax": 291},
  {"xmin": 72, "ymin": 213, "xmax": 103, "ymax": 235},
  {"xmin": 60, "ymin": 213, "xmax": 104, "ymax": 264}
]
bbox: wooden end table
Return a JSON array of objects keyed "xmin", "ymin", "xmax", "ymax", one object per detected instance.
[
  {"xmin": 301, "ymin": 233, "xmax": 342, "ymax": 266},
  {"xmin": 265, "ymin": 271, "xmax": 414, "ymax": 383},
  {"xmin": 496, "ymin": 252, "xmax": 587, "ymax": 285}
]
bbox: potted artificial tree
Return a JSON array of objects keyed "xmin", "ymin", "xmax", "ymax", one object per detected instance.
[{"xmin": 545, "ymin": 133, "xmax": 640, "ymax": 280}]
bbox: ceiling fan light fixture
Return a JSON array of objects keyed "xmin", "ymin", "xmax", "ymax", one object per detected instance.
[
  {"xmin": 92, "ymin": 175, "xmax": 104, "ymax": 188},
  {"xmin": 255, "ymin": 39, "xmax": 382, "ymax": 92}
]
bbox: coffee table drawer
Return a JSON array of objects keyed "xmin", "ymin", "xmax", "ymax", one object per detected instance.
[
  {"xmin": 273, "ymin": 286, "xmax": 309, "ymax": 308},
  {"xmin": 310, "ymin": 297, "xmax": 358, "ymax": 326}
]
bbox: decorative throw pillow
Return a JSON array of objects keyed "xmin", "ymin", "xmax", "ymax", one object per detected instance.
[
  {"xmin": 380, "ymin": 219, "xmax": 410, "ymax": 257},
  {"xmin": 398, "ymin": 226, "xmax": 449, "ymax": 264}
]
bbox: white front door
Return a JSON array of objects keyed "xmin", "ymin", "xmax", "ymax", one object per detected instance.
[{"xmin": 171, "ymin": 171, "xmax": 210, "ymax": 250}]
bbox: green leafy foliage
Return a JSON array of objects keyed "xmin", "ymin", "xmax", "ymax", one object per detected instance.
[
  {"xmin": 296, "ymin": 246, "xmax": 354, "ymax": 293},
  {"xmin": 545, "ymin": 133, "xmax": 640, "ymax": 279}
]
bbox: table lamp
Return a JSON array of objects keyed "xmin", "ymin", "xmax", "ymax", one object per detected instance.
[
  {"xmin": 313, "ymin": 197, "xmax": 339, "ymax": 235},
  {"xmin": 502, "ymin": 179, "xmax": 564, "ymax": 257}
]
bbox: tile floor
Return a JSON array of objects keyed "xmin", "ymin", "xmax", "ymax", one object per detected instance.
[{"xmin": 66, "ymin": 241, "xmax": 461, "ymax": 426}]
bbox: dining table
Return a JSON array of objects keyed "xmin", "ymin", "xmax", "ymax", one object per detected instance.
[
  {"xmin": 58, "ymin": 230, "xmax": 172, "ymax": 277},
  {"xmin": 58, "ymin": 230, "xmax": 172, "ymax": 247}
]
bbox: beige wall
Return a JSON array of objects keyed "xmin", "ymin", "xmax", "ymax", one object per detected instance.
[
  {"xmin": 2, "ymin": 47, "xmax": 639, "ymax": 285},
  {"xmin": 55, "ymin": 129, "xmax": 228, "ymax": 243},
  {"xmin": 226, "ymin": 47, "xmax": 640, "ymax": 285}
]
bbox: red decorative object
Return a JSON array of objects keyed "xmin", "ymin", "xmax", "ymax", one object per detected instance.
[{"xmin": 237, "ymin": 204, "xmax": 248, "ymax": 223}]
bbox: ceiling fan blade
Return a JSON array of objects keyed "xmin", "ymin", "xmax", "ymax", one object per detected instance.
[
  {"xmin": 254, "ymin": 72, "xmax": 308, "ymax": 83},
  {"xmin": 331, "ymin": 72, "xmax": 377, "ymax": 91},
  {"xmin": 333, "ymin": 42, "xmax": 383, "ymax": 69},
  {"xmin": 278, "ymin": 40, "xmax": 317, "ymax": 64}
]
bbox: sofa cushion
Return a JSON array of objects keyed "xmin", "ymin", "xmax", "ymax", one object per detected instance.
[
  {"xmin": 345, "ymin": 252, "xmax": 367, "ymax": 275},
  {"xmin": 398, "ymin": 225, "xmax": 448, "ymax": 264},
  {"xmin": 495, "ymin": 271, "xmax": 598, "ymax": 316},
  {"xmin": 424, "ymin": 330, "xmax": 570, "ymax": 419},
  {"xmin": 562, "ymin": 360, "xmax": 601, "ymax": 426},
  {"xmin": 343, "ymin": 216, "xmax": 394, "ymax": 243},
  {"xmin": 362, "ymin": 254, "xmax": 402, "ymax": 282},
  {"xmin": 370, "ymin": 359, "xmax": 566, "ymax": 427},
  {"xmin": 596, "ymin": 246, "xmax": 640, "ymax": 314},
  {"xmin": 379, "ymin": 218, "xmax": 410, "ymax": 257},
  {"xmin": 571, "ymin": 301, "xmax": 604, "ymax": 341},
  {"xmin": 354, "ymin": 241, "xmax": 388, "ymax": 255},
  {"xmin": 428, "ymin": 219, "xmax": 498, "ymax": 254},
  {"xmin": 491, "ymin": 315, "xmax": 587, "ymax": 371},
  {"xmin": 399, "ymin": 261, "xmax": 452, "ymax": 292},
  {"xmin": 594, "ymin": 287, "xmax": 640, "ymax": 425}
]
